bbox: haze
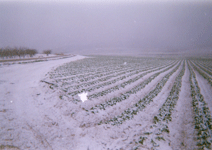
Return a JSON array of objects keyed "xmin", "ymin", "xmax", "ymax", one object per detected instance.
[{"xmin": 0, "ymin": 0, "xmax": 212, "ymax": 55}]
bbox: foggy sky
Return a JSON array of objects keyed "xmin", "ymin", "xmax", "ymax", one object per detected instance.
[{"xmin": 0, "ymin": 1, "xmax": 212, "ymax": 53}]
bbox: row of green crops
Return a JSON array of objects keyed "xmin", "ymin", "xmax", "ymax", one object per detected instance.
[
  {"xmin": 194, "ymin": 59, "xmax": 212, "ymax": 70},
  {"xmin": 194, "ymin": 60, "xmax": 212, "ymax": 74},
  {"xmin": 86, "ymin": 61, "xmax": 180, "ymax": 114},
  {"xmin": 190, "ymin": 61, "xmax": 212, "ymax": 86},
  {"xmin": 64, "ymin": 61, "xmax": 174, "ymax": 92},
  {"xmin": 47, "ymin": 56, "xmax": 175, "ymax": 101},
  {"xmin": 188, "ymin": 62, "xmax": 212, "ymax": 149},
  {"xmin": 67, "ymin": 61, "xmax": 178, "ymax": 104},
  {"xmin": 97, "ymin": 61, "xmax": 182, "ymax": 126},
  {"xmin": 87, "ymin": 61, "xmax": 178, "ymax": 100},
  {"xmin": 132, "ymin": 61, "xmax": 185, "ymax": 150}
]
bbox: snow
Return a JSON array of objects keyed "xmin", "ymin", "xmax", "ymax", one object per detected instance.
[
  {"xmin": 168, "ymin": 62, "xmax": 197, "ymax": 150},
  {"xmin": 193, "ymin": 68, "xmax": 212, "ymax": 116},
  {"xmin": 0, "ymin": 55, "xmax": 85, "ymax": 149},
  {"xmin": 0, "ymin": 56, "xmax": 211, "ymax": 149},
  {"xmin": 78, "ymin": 92, "xmax": 88, "ymax": 102}
]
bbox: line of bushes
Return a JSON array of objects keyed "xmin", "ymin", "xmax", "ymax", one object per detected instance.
[{"xmin": 0, "ymin": 47, "xmax": 38, "ymax": 59}]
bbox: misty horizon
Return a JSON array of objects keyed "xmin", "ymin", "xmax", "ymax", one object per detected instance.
[{"xmin": 0, "ymin": 1, "xmax": 212, "ymax": 55}]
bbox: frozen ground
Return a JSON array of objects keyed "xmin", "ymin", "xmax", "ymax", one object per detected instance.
[
  {"xmin": 0, "ymin": 55, "xmax": 212, "ymax": 150},
  {"xmin": 0, "ymin": 55, "xmax": 85, "ymax": 149}
]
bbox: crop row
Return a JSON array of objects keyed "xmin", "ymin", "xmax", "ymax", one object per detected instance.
[
  {"xmin": 50, "ymin": 57, "xmax": 123, "ymax": 78},
  {"xmin": 61, "ymin": 61, "xmax": 174, "ymax": 91},
  {"xmin": 68, "ymin": 61, "xmax": 178, "ymax": 103},
  {"xmin": 87, "ymin": 62, "xmax": 180, "ymax": 114},
  {"xmin": 87, "ymin": 61, "xmax": 178, "ymax": 99},
  {"xmin": 194, "ymin": 60, "xmax": 212, "ymax": 73},
  {"xmin": 51, "ymin": 56, "xmax": 170, "ymax": 79},
  {"xmin": 97, "ymin": 61, "xmax": 182, "ymax": 126},
  {"xmin": 56, "ymin": 60, "xmax": 140, "ymax": 82},
  {"xmin": 196, "ymin": 59, "xmax": 212, "ymax": 69},
  {"xmin": 66, "ymin": 61, "xmax": 176, "ymax": 96},
  {"xmin": 59, "ymin": 66, "xmax": 138, "ymax": 89},
  {"xmin": 53, "ymin": 59, "xmax": 174, "ymax": 85},
  {"xmin": 155, "ymin": 61, "xmax": 185, "ymax": 123},
  {"xmin": 49, "ymin": 56, "xmax": 174, "ymax": 89},
  {"xmin": 132, "ymin": 61, "xmax": 185, "ymax": 150},
  {"xmin": 50, "ymin": 57, "xmax": 130, "ymax": 79},
  {"xmin": 192, "ymin": 61, "xmax": 212, "ymax": 77},
  {"xmin": 188, "ymin": 62, "xmax": 212, "ymax": 149},
  {"xmin": 190, "ymin": 61, "xmax": 212, "ymax": 86}
]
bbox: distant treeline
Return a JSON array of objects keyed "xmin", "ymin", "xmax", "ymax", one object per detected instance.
[{"xmin": 0, "ymin": 47, "xmax": 38, "ymax": 59}]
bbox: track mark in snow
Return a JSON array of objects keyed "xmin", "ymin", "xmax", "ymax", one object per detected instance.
[{"xmin": 26, "ymin": 123, "xmax": 53, "ymax": 150}]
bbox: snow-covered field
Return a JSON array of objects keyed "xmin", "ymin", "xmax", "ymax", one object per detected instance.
[{"xmin": 0, "ymin": 55, "xmax": 212, "ymax": 150}]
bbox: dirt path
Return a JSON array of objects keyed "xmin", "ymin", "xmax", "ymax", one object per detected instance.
[{"xmin": 0, "ymin": 55, "xmax": 85, "ymax": 149}]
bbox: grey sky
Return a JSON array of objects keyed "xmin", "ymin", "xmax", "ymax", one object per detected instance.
[{"xmin": 0, "ymin": 1, "xmax": 212, "ymax": 53}]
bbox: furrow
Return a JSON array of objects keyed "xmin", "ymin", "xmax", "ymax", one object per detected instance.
[
  {"xmin": 188, "ymin": 61, "xmax": 212, "ymax": 149},
  {"xmin": 97, "ymin": 61, "xmax": 182, "ymax": 126}
]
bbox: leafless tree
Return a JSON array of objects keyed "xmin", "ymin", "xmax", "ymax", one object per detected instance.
[
  {"xmin": 0, "ymin": 47, "xmax": 38, "ymax": 59},
  {"xmin": 43, "ymin": 50, "xmax": 51, "ymax": 56},
  {"xmin": 26, "ymin": 49, "xmax": 37, "ymax": 57}
]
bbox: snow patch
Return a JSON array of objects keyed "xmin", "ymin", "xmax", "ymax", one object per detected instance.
[{"xmin": 78, "ymin": 92, "xmax": 88, "ymax": 102}]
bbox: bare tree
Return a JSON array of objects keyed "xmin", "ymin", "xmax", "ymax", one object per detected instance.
[
  {"xmin": 43, "ymin": 50, "xmax": 51, "ymax": 56},
  {"xmin": 26, "ymin": 49, "xmax": 37, "ymax": 57},
  {"xmin": 0, "ymin": 48, "xmax": 2, "ymax": 59},
  {"xmin": 0, "ymin": 47, "xmax": 38, "ymax": 59},
  {"xmin": 3, "ymin": 48, "xmax": 9, "ymax": 59}
]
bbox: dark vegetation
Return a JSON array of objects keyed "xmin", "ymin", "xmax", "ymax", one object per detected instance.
[
  {"xmin": 0, "ymin": 47, "xmax": 37, "ymax": 59},
  {"xmin": 43, "ymin": 50, "xmax": 52, "ymax": 56}
]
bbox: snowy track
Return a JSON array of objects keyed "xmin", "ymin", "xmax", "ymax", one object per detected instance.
[{"xmin": 0, "ymin": 55, "xmax": 85, "ymax": 149}]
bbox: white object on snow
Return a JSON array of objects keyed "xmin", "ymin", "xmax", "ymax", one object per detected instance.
[
  {"xmin": 78, "ymin": 92, "xmax": 88, "ymax": 102},
  {"xmin": 124, "ymin": 62, "xmax": 127, "ymax": 65}
]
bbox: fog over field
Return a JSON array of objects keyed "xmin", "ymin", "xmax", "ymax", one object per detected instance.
[{"xmin": 0, "ymin": 0, "xmax": 212, "ymax": 56}]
